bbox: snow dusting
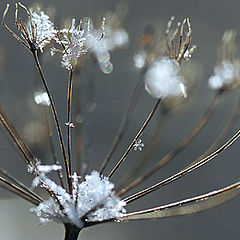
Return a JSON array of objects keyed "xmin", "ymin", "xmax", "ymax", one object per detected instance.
[
  {"xmin": 30, "ymin": 167, "xmax": 126, "ymax": 228},
  {"xmin": 145, "ymin": 58, "xmax": 187, "ymax": 99}
]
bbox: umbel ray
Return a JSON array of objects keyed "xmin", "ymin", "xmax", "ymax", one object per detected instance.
[{"xmin": 1, "ymin": 3, "xmax": 240, "ymax": 240}]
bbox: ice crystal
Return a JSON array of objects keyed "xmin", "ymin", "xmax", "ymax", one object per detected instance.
[
  {"xmin": 133, "ymin": 139, "xmax": 144, "ymax": 151},
  {"xmin": 208, "ymin": 61, "xmax": 236, "ymax": 89},
  {"xmin": 27, "ymin": 10, "xmax": 56, "ymax": 52},
  {"xmin": 145, "ymin": 58, "xmax": 187, "ymax": 99},
  {"xmin": 30, "ymin": 169, "xmax": 126, "ymax": 228}
]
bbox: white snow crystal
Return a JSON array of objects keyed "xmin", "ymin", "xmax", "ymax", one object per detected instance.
[
  {"xmin": 145, "ymin": 58, "xmax": 187, "ymax": 99},
  {"xmin": 133, "ymin": 139, "xmax": 144, "ymax": 151},
  {"xmin": 208, "ymin": 61, "xmax": 235, "ymax": 89},
  {"xmin": 27, "ymin": 11, "xmax": 56, "ymax": 52},
  {"xmin": 30, "ymin": 170, "xmax": 126, "ymax": 228}
]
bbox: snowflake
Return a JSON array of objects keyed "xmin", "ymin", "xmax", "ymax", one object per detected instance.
[{"xmin": 133, "ymin": 139, "xmax": 144, "ymax": 151}]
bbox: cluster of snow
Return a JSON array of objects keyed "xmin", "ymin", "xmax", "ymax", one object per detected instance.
[
  {"xmin": 53, "ymin": 19, "xmax": 87, "ymax": 70},
  {"xmin": 208, "ymin": 61, "xmax": 236, "ymax": 89},
  {"xmin": 27, "ymin": 11, "xmax": 56, "ymax": 52},
  {"xmin": 30, "ymin": 168, "xmax": 126, "ymax": 228},
  {"xmin": 27, "ymin": 9, "xmax": 115, "ymax": 73},
  {"xmin": 34, "ymin": 91, "xmax": 50, "ymax": 106},
  {"xmin": 144, "ymin": 58, "xmax": 187, "ymax": 99}
]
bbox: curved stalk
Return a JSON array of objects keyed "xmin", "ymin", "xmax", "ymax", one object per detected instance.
[
  {"xmin": 108, "ymin": 98, "xmax": 162, "ymax": 178},
  {"xmin": 100, "ymin": 67, "xmax": 146, "ymax": 174},
  {"xmin": 124, "ymin": 126, "xmax": 240, "ymax": 204},
  {"xmin": 118, "ymin": 93, "xmax": 221, "ymax": 196},
  {"xmin": 67, "ymin": 69, "xmax": 74, "ymax": 182},
  {"xmin": 32, "ymin": 51, "xmax": 72, "ymax": 192},
  {"xmin": 116, "ymin": 111, "xmax": 169, "ymax": 192}
]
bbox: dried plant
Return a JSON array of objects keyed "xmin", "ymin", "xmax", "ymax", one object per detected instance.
[{"xmin": 1, "ymin": 2, "xmax": 240, "ymax": 240}]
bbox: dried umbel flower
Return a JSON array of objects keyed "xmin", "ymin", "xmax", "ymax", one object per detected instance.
[
  {"xmin": 2, "ymin": 3, "xmax": 55, "ymax": 52},
  {"xmin": 1, "ymin": 3, "xmax": 240, "ymax": 240}
]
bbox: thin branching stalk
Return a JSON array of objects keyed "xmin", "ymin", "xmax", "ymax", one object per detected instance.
[
  {"xmin": 1, "ymin": 4, "xmax": 30, "ymax": 51},
  {"xmin": 67, "ymin": 69, "xmax": 74, "ymax": 183},
  {"xmin": 0, "ymin": 176, "xmax": 41, "ymax": 205},
  {"xmin": 108, "ymin": 98, "xmax": 162, "ymax": 178},
  {"xmin": 124, "ymin": 126, "xmax": 240, "ymax": 203},
  {"xmin": 100, "ymin": 67, "xmax": 147, "ymax": 174},
  {"xmin": 116, "ymin": 111, "xmax": 169, "ymax": 192},
  {"xmin": 0, "ymin": 168, "xmax": 43, "ymax": 203},
  {"xmin": 118, "ymin": 92, "xmax": 221, "ymax": 196},
  {"xmin": 186, "ymin": 95, "xmax": 240, "ymax": 169},
  {"xmin": 0, "ymin": 106, "xmax": 33, "ymax": 164},
  {"xmin": 74, "ymin": 69, "xmax": 83, "ymax": 176},
  {"xmin": 33, "ymin": 53, "xmax": 65, "ymax": 189},
  {"xmin": 40, "ymin": 105, "xmax": 66, "ymax": 188},
  {"xmin": 32, "ymin": 50, "xmax": 72, "ymax": 192}
]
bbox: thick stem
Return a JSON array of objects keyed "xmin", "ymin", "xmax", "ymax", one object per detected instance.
[{"xmin": 64, "ymin": 224, "xmax": 81, "ymax": 240}]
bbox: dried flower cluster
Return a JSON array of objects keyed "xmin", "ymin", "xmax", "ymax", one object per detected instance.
[{"xmin": 1, "ymin": 2, "xmax": 240, "ymax": 240}]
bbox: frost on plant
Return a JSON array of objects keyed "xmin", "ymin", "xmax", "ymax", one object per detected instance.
[
  {"xmin": 34, "ymin": 91, "xmax": 50, "ymax": 106},
  {"xmin": 27, "ymin": 10, "xmax": 56, "ymax": 52},
  {"xmin": 3, "ymin": 3, "xmax": 240, "ymax": 240},
  {"xmin": 30, "ymin": 166, "xmax": 126, "ymax": 227},
  {"xmin": 52, "ymin": 17, "xmax": 113, "ymax": 73},
  {"xmin": 208, "ymin": 61, "xmax": 236, "ymax": 89},
  {"xmin": 145, "ymin": 58, "xmax": 187, "ymax": 99},
  {"xmin": 53, "ymin": 19, "xmax": 87, "ymax": 70}
]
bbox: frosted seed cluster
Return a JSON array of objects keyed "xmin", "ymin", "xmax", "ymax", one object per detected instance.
[
  {"xmin": 27, "ymin": 9, "xmax": 114, "ymax": 73},
  {"xmin": 27, "ymin": 11, "xmax": 56, "ymax": 52},
  {"xmin": 208, "ymin": 61, "xmax": 236, "ymax": 89},
  {"xmin": 30, "ymin": 168, "xmax": 126, "ymax": 227},
  {"xmin": 144, "ymin": 58, "xmax": 187, "ymax": 99},
  {"xmin": 55, "ymin": 19, "xmax": 87, "ymax": 70}
]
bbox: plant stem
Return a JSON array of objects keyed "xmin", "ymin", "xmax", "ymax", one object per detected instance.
[
  {"xmin": 32, "ymin": 50, "xmax": 72, "ymax": 192},
  {"xmin": 118, "ymin": 93, "xmax": 221, "ymax": 196},
  {"xmin": 67, "ymin": 69, "xmax": 73, "ymax": 184},
  {"xmin": 100, "ymin": 67, "xmax": 146, "ymax": 174},
  {"xmin": 108, "ymin": 98, "xmax": 162, "ymax": 179},
  {"xmin": 64, "ymin": 224, "xmax": 81, "ymax": 240}
]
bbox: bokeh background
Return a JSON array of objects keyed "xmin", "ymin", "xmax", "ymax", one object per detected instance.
[{"xmin": 0, "ymin": 0, "xmax": 240, "ymax": 240}]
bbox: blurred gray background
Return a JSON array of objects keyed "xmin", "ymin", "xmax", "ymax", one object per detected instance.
[{"xmin": 0, "ymin": 0, "xmax": 240, "ymax": 240}]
